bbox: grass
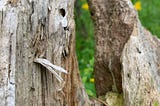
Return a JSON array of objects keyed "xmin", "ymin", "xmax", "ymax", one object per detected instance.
[
  {"xmin": 139, "ymin": 0, "xmax": 160, "ymax": 37},
  {"xmin": 75, "ymin": 0, "xmax": 160, "ymax": 97},
  {"xmin": 75, "ymin": 0, "xmax": 95, "ymax": 97}
]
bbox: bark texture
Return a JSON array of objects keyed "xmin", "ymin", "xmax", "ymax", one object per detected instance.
[
  {"xmin": 88, "ymin": 0, "xmax": 137, "ymax": 96},
  {"xmin": 88, "ymin": 0, "xmax": 160, "ymax": 105},
  {"xmin": 0, "ymin": 0, "xmax": 90, "ymax": 106},
  {"xmin": 121, "ymin": 20, "xmax": 160, "ymax": 106}
]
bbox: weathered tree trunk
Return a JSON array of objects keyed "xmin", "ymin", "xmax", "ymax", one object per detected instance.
[
  {"xmin": 1, "ymin": 0, "xmax": 159, "ymax": 105},
  {"xmin": 0, "ymin": 0, "xmax": 90, "ymax": 105},
  {"xmin": 121, "ymin": 21, "xmax": 160, "ymax": 106},
  {"xmin": 88, "ymin": 0, "xmax": 136, "ymax": 96},
  {"xmin": 88, "ymin": 0, "xmax": 160, "ymax": 105}
]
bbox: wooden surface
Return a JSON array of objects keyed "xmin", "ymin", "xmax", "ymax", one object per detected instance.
[
  {"xmin": 88, "ymin": 0, "xmax": 137, "ymax": 96},
  {"xmin": 121, "ymin": 20, "xmax": 160, "ymax": 106},
  {"xmin": 0, "ymin": 0, "xmax": 90, "ymax": 105}
]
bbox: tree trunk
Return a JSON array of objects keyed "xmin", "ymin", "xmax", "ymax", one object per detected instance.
[
  {"xmin": 1, "ymin": 0, "xmax": 159, "ymax": 106},
  {"xmin": 0, "ymin": 0, "xmax": 90, "ymax": 105},
  {"xmin": 121, "ymin": 21, "xmax": 160, "ymax": 106},
  {"xmin": 87, "ymin": 0, "xmax": 136, "ymax": 96},
  {"xmin": 88, "ymin": 0, "xmax": 160, "ymax": 105}
]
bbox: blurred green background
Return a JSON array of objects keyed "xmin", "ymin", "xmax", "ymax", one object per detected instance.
[{"xmin": 75, "ymin": 0, "xmax": 160, "ymax": 97}]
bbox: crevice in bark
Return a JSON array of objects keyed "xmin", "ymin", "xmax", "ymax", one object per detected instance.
[
  {"xmin": 0, "ymin": 10, "xmax": 3, "ymax": 32},
  {"xmin": 59, "ymin": 8, "xmax": 66, "ymax": 17},
  {"xmin": 8, "ymin": 33, "xmax": 12, "ymax": 80}
]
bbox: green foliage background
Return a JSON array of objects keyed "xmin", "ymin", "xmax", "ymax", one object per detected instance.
[
  {"xmin": 133, "ymin": 0, "xmax": 160, "ymax": 37},
  {"xmin": 75, "ymin": 0, "xmax": 160, "ymax": 97}
]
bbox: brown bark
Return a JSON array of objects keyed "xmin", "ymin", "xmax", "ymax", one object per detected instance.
[
  {"xmin": 0, "ymin": 0, "xmax": 90, "ymax": 105},
  {"xmin": 88, "ymin": 0, "xmax": 160, "ymax": 105},
  {"xmin": 87, "ymin": 0, "xmax": 137, "ymax": 96}
]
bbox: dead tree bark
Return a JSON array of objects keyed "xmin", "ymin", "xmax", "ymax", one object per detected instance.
[
  {"xmin": 88, "ymin": 0, "xmax": 137, "ymax": 96},
  {"xmin": 88, "ymin": 0, "xmax": 160, "ymax": 105},
  {"xmin": 1, "ymin": 0, "xmax": 159, "ymax": 105},
  {"xmin": 0, "ymin": 0, "xmax": 90, "ymax": 105},
  {"xmin": 121, "ymin": 20, "xmax": 160, "ymax": 106}
]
